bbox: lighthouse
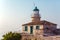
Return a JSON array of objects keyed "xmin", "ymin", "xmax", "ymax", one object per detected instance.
[
  {"xmin": 22, "ymin": 6, "xmax": 57, "ymax": 35},
  {"xmin": 31, "ymin": 6, "xmax": 41, "ymax": 22}
]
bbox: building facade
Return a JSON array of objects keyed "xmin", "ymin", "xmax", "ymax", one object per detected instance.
[{"xmin": 21, "ymin": 7, "xmax": 60, "ymax": 40}]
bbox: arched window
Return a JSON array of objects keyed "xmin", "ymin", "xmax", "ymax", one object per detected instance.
[
  {"xmin": 25, "ymin": 26, "xmax": 28, "ymax": 31},
  {"xmin": 30, "ymin": 26, "xmax": 33, "ymax": 34},
  {"xmin": 36, "ymin": 26, "xmax": 39, "ymax": 29}
]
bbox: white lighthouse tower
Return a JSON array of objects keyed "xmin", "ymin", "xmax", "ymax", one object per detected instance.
[{"xmin": 31, "ymin": 6, "xmax": 41, "ymax": 22}]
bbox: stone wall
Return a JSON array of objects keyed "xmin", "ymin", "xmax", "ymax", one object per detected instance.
[
  {"xmin": 42, "ymin": 36, "xmax": 60, "ymax": 40},
  {"xmin": 21, "ymin": 33, "xmax": 60, "ymax": 40}
]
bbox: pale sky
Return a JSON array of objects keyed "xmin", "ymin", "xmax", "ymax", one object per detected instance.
[{"xmin": 0, "ymin": 0, "xmax": 60, "ymax": 39}]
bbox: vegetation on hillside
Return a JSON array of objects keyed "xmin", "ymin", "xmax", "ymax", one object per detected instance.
[{"xmin": 1, "ymin": 32, "xmax": 22, "ymax": 40}]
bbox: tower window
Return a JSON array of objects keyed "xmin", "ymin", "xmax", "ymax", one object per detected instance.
[
  {"xmin": 25, "ymin": 26, "xmax": 28, "ymax": 31},
  {"xmin": 36, "ymin": 26, "xmax": 39, "ymax": 29}
]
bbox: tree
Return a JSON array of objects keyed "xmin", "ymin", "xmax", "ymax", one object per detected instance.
[{"xmin": 1, "ymin": 32, "xmax": 22, "ymax": 40}]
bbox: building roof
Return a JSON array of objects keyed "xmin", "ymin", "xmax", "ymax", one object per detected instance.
[{"xmin": 22, "ymin": 20, "xmax": 57, "ymax": 26}]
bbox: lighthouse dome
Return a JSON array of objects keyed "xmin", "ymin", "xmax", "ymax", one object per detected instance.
[
  {"xmin": 33, "ymin": 6, "xmax": 39, "ymax": 11},
  {"xmin": 31, "ymin": 6, "xmax": 41, "ymax": 18}
]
